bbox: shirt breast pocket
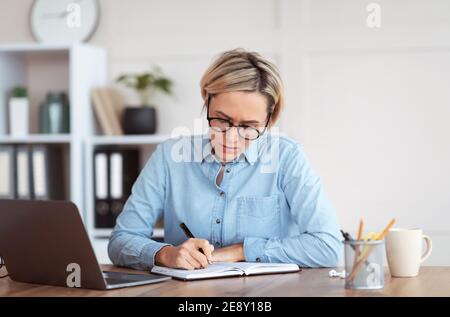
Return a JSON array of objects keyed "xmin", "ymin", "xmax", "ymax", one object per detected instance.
[{"xmin": 236, "ymin": 194, "xmax": 281, "ymax": 240}]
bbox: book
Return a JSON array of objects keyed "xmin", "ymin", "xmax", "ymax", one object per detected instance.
[
  {"xmin": 98, "ymin": 88, "xmax": 123, "ymax": 135},
  {"xmin": 92, "ymin": 88, "xmax": 115, "ymax": 135},
  {"xmin": 151, "ymin": 262, "xmax": 300, "ymax": 280},
  {"xmin": 104, "ymin": 87, "xmax": 125, "ymax": 132},
  {"xmin": 91, "ymin": 87, "xmax": 124, "ymax": 136}
]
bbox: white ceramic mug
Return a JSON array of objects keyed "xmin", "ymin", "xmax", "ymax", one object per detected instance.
[{"xmin": 385, "ymin": 228, "xmax": 432, "ymax": 277}]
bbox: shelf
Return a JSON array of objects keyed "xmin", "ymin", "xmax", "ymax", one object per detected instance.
[
  {"xmin": 0, "ymin": 42, "xmax": 98, "ymax": 53},
  {"xmin": 0, "ymin": 134, "xmax": 72, "ymax": 144},
  {"xmin": 90, "ymin": 134, "xmax": 172, "ymax": 145}
]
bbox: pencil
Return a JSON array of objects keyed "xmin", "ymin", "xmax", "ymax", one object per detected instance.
[
  {"xmin": 357, "ymin": 219, "xmax": 364, "ymax": 240},
  {"xmin": 375, "ymin": 218, "xmax": 396, "ymax": 240},
  {"xmin": 347, "ymin": 246, "xmax": 373, "ymax": 281},
  {"xmin": 348, "ymin": 218, "xmax": 397, "ymax": 282},
  {"xmin": 352, "ymin": 219, "xmax": 365, "ymax": 268}
]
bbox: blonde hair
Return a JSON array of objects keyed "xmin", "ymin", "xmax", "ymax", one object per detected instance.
[{"xmin": 200, "ymin": 48, "xmax": 284, "ymax": 126}]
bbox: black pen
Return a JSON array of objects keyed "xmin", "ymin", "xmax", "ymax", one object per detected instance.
[
  {"xmin": 179, "ymin": 222, "xmax": 212, "ymax": 264},
  {"xmin": 340, "ymin": 229, "xmax": 354, "ymax": 241}
]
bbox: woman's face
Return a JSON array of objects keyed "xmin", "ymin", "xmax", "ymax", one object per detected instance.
[{"xmin": 208, "ymin": 91, "xmax": 269, "ymax": 163}]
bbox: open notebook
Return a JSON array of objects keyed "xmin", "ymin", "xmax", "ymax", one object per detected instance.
[{"xmin": 151, "ymin": 262, "xmax": 300, "ymax": 280}]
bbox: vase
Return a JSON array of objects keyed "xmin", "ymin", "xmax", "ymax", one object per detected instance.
[{"xmin": 39, "ymin": 92, "xmax": 70, "ymax": 134}]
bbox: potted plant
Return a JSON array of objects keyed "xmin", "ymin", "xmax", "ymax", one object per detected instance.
[
  {"xmin": 8, "ymin": 86, "xmax": 29, "ymax": 136},
  {"xmin": 116, "ymin": 68, "xmax": 173, "ymax": 134}
]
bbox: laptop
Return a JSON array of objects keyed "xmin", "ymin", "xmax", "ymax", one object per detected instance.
[{"xmin": 0, "ymin": 199, "xmax": 171, "ymax": 289}]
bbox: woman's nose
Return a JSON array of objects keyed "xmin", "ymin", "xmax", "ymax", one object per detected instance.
[{"xmin": 222, "ymin": 126, "xmax": 240, "ymax": 144}]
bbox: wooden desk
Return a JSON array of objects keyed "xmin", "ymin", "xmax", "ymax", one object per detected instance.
[{"xmin": 0, "ymin": 265, "xmax": 449, "ymax": 296}]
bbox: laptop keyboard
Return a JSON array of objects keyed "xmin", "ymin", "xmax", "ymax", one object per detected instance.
[
  {"xmin": 105, "ymin": 277, "xmax": 132, "ymax": 285},
  {"xmin": 102, "ymin": 271, "xmax": 164, "ymax": 285}
]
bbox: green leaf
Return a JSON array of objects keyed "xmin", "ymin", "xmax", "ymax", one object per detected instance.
[
  {"xmin": 11, "ymin": 86, "xmax": 27, "ymax": 98},
  {"xmin": 116, "ymin": 74, "xmax": 128, "ymax": 82},
  {"xmin": 153, "ymin": 77, "xmax": 173, "ymax": 95},
  {"xmin": 115, "ymin": 68, "xmax": 174, "ymax": 105}
]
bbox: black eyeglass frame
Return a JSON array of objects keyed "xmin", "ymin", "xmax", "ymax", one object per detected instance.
[{"xmin": 205, "ymin": 94, "xmax": 272, "ymax": 141}]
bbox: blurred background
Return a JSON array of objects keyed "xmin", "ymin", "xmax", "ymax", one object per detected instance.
[{"xmin": 0, "ymin": 0, "xmax": 449, "ymax": 265}]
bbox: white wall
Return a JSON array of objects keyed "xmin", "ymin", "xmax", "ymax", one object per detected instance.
[
  {"xmin": 1, "ymin": 0, "xmax": 449, "ymax": 265},
  {"xmin": 280, "ymin": 0, "xmax": 450, "ymax": 266}
]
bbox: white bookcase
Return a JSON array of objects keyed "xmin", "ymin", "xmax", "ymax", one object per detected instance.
[
  {"xmin": 0, "ymin": 43, "xmax": 169, "ymax": 264},
  {"xmin": 0, "ymin": 43, "xmax": 107, "ymax": 214}
]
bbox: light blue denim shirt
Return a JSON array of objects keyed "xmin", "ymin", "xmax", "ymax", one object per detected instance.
[{"xmin": 108, "ymin": 132, "xmax": 342, "ymax": 270}]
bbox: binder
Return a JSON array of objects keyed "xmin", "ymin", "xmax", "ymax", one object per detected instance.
[
  {"xmin": 0, "ymin": 145, "xmax": 16, "ymax": 199},
  {"xmin": 109, "ymin": 149, "xmax": 140, "ymax": 223},
  {"xmin": 15, "ymin": 145, "xmax": 32, "ymax": 199},
  {"xmin": 30, "ymin": 145, "xmax": 65, "ymax": 200},
  {"xmin": 94, "ymin": 149, "xmax": 110, "ymax": 228},
  {"xmin": 93, "ymin": 147, "xmax": 140, "ymax": 229}
]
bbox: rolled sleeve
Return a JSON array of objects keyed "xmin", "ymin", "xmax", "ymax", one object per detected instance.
[
  {"xmin": 141, "ymin": 241, "xmax": 172, "ymax": 267},
  {"xmin": 243, "ymin": 237, "xmax": 270, "ymax": 262}
]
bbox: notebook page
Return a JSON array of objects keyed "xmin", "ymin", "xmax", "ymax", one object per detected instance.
[
  {"xmin": 151, "ymin": 263, "xmax": 243, "ymax": 280},
  {"xmin": 213, "ymin": 262, "xmax": 300, "ymax": 275}
]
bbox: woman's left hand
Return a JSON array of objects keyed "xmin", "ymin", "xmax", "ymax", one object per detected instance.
[{"xmin": 211, "ymin": 243, "xmax": 245, "ymax": 262}]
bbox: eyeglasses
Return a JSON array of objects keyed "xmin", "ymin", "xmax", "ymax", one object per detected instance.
[{"xmin": 206, "ymin": 95, "xmax": 272, "ymax": 141}]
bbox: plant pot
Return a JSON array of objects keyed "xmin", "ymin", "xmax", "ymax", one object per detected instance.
[
  {"xmin": 9, "ymin": 97, "xmax": 29, "ymax": 136},
  {"xmin": 122, "ymin": 106, "xmax": 157, "ymax": 135}
]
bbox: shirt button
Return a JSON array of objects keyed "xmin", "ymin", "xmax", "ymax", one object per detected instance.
[
  {"xmin": 219, "ymin": 191, "xmax": 225, "ymax": 197},
  {"xmin": 216, "ymin": 218, "xmax": 221, "ymax": 224},
  {"xmin": 256, "ymin": 257, "xmax": 261, "ymax": 262},
  {"xmin": 226, "ymin": 169, "xmax": 231, "ymax": 173}
]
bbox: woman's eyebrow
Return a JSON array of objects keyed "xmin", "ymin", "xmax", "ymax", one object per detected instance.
[
  {"xmin": 214, "ymin": 110, "xmax": 261, "ymax": 125},
  {"xmin": 214, "ymin": 110, "xmax": 232, "ymax": 120},
  {"xmin": 240, "ymin": 119, "xmax": 261, "ymax": 125}
]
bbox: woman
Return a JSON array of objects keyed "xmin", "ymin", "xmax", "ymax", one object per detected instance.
[{"xmin": 108, "ymin": 49, "xmax": 342, "ymax": 270}]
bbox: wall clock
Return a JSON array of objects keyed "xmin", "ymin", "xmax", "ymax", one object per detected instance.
[{"xmin": 30, "ymin": 0, "xmax": 100, "ymax": 44}]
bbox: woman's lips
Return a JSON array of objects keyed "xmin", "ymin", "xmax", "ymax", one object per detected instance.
[{"xmin": 220, "ymin": 144, "xmax": 238, "ymax": 153}]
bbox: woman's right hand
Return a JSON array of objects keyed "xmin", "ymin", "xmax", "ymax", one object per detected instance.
[{"xmin": 155, "ymin": 238, "xmax": 214, "ymax": 270}]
